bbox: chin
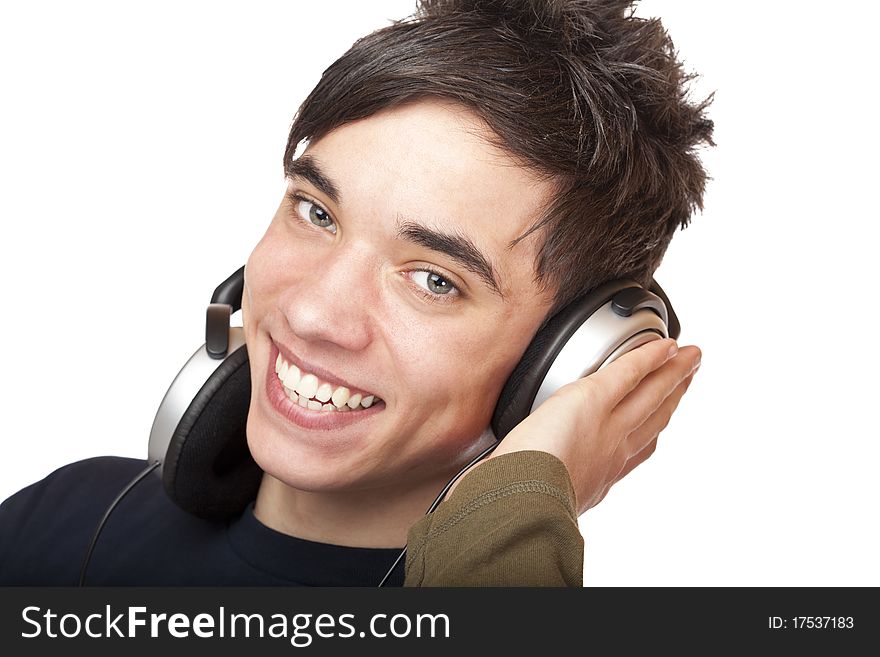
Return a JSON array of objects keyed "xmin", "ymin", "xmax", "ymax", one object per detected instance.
[
  {"xmin": 245, "ymin": 414, "xmax": 382, "ymax": 493},
  {"xmin": 249, "ymin": 438, "xmax": 350, "ymax": 492}
]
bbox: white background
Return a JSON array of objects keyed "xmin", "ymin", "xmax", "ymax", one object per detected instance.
[{"xmin": 1, "ymin": 1, "xmax": 877, "ymax": 586}]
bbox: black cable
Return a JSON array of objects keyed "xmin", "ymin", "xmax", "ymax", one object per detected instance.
[
  {"xmin": 377, "ymin": 441, "xmax": 501, "ymax": 587},
  {"xmin": 80, "ymin": 445, "xmax": 500, "ymax": 587},
  {"xmin": 77, "ymin": 460, "xmax": 161, "ymax": 587}
]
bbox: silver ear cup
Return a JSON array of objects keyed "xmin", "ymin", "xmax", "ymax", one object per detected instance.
[
  {"xmin": 529, "ymin": 302, "xmax": 668, "ymax": 412},
  {"xmin": 148, "ymin": 327, "xmax": 247, "ymax": 472},
  {"xmin": 596, "ymin": 329, "xmax": 665, "ymax": 372}
]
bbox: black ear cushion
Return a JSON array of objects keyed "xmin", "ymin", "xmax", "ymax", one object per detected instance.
[
  {"xmin": 491, "ymin": 279, "xmax": 642, "ymax": 440},
  {"xmin": 162, "ymin": 344, "xmax": 261, "ymax": 520}
]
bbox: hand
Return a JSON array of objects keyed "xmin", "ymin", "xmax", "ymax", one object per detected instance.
[{"xmin": 487, "ymin": 338, "xmax": 701, "ymax": 515}]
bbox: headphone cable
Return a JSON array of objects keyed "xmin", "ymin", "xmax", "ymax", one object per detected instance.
[
  {"xmin": 77, "ymin": 460, "xmax": 161, "ymax": 587},
  {"xmin": 80, "ymin": 446, "xmax": 500, "ymax": 587},
  {"xmin": 377, "ymin": 440, "xmax": 500, "ymax": 587}
]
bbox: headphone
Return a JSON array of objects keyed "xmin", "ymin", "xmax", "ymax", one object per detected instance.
[{"xmin": 79, "ymin": 264, "xmax": 679, "ymax": 585}]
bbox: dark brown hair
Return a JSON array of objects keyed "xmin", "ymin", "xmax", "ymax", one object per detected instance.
[{"xmin": 284, "ymin": 0, "xmax": 714, "ymax": 316}]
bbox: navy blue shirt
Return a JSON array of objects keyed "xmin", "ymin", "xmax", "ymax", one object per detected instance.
[{"xmin": 0, "ymin": 457, "xmax": 404, "ymax": 586}]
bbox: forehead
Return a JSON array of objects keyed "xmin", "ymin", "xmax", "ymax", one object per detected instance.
[{"xmin": 300, "ymin": 99, "xmax": 557, "ymax": 300}]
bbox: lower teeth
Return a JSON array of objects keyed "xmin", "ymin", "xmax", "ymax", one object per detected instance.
[{"xmin": 283, "ymin": 385, "xmax": 352, "ymax": 412}]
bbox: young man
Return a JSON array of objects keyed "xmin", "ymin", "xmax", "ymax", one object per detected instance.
[{"xmin": 0, "ymin": 0, "xmax": 709, "ymax": 586}]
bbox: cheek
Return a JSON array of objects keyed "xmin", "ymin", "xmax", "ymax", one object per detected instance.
[
  {"xmin": 244, "ymin": 222, "xmax": 315, "ymax": 304},
  {"xmin": 390, "ymin": 311, "xmax": 522, "ymax": 408}
]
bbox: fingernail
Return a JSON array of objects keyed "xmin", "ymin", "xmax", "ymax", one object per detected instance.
[{"xmin": 667, "ymin": 340, "xmax": 679, "ymax": 359}]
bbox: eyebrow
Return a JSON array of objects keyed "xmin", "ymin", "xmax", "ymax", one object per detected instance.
[
  {"xmin": 284, "ymin": 155, "xmax": 341, "ymax": 205},
  {"xmin": 285, "ymin": 154, "xmax": 503, "ymax": 298},
  {"xmin": 396, "ymin": 219, "xmax": 504, "ymax": 298}
]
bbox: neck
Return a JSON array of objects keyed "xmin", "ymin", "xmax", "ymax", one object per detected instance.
[
  {"xmin": 253, "ymin": 468, "xmax": 453, "ymax": 548},
  {"xmin": 253, "ymin": 429, "xmax": 497, "ymax": 548}
]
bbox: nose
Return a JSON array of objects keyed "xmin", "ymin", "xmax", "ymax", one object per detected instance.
[{"xmin": 280, "ymin": 243, "xmax": 375, "ymax": 353}]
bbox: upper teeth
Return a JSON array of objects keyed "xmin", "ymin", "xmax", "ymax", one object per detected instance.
[{"xmin": 275, "ymin": 352, "xmax": 380, "ymax": 411}]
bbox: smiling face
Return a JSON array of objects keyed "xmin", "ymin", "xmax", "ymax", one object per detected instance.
[{"xmin": 241, "ymin": 98, "xmax": 558, "ymax": 496}]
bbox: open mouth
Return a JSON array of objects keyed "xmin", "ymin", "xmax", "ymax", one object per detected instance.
[
  {"xmin": 273, "ymin": 350, "xmax": 382, "ymax": 412},
  {"xmin": 264, "ymin": 340, "xmax": 385, "ymax": 431}
]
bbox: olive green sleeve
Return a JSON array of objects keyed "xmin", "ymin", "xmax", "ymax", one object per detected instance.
[{"xmin": 403, "ymin": 450, "xmax": 584, "ymax": 587}]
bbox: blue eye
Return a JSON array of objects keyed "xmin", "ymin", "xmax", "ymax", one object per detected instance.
[
  {"xmin": 293, "ymin": 195, "xmax": 336, "ymax": 234},
  {"xmin": 411, "ymin": 270, "xmax": 458, "ymax": 298}
]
